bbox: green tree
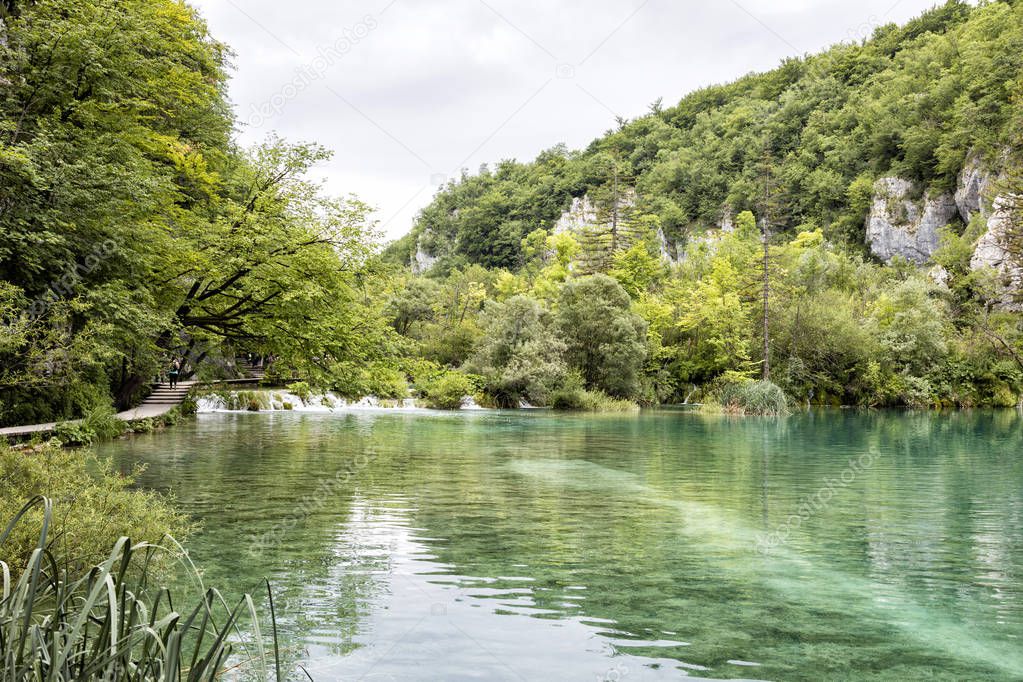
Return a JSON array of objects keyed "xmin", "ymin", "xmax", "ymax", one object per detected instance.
[
  {"xmin": 556, "ymin": 275, "xmax": 648, "ymax": 398},
  {"xmin": 386, "ymin": 278, "xmax": 439, "ymax": 335},
  {"xmin": 466, "ymin": 296, "xmax": 567, "ymax": 407}
]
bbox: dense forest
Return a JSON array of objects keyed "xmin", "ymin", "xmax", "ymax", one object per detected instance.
[
  {"xmin": 2, "ymin": 0, "xmax": 1023, "ymax": 429},
  {"xmin": 0, "ymin": 0, "xmax": 398, "ymax": 427},
  {"xmin": 385, "ymin": 0, "xmax": 1023, "ymax": 410}
]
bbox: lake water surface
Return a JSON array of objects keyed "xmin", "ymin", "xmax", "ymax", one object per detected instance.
[{"xmin": 97, "ymin": 409, "xmax": 1023, "ymax": 680}]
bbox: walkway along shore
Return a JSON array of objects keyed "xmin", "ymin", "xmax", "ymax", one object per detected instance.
[{"xmin": 0, "ymin": 381, "xmax": 196, "ymax": 440}]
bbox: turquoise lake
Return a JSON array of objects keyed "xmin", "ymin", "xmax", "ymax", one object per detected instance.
[{"xmin": 96, "ymin": 409, "xmax": 1023, "ymax": 680}]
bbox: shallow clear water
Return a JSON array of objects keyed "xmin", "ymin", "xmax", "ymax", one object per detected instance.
[{"xmin": 96, "ymin": 409, "xmax": 1023, "ymax": 681}]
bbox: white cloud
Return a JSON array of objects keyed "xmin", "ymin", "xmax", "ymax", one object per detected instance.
[{"xmin": 190, "ymin": 0, "xmax": 949, "ymax": 240}]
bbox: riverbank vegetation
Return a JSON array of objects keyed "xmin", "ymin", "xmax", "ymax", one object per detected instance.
[
  {"xmin": 0, "ymin": 443, "xmax": 186, "ymax": 576},
  {"xmin": 0, "ymin": 0, "xmax": 396, "ymax": 427},
  {"xmin": 0, "ymin": 0, "xmax": 1020, "ymax": 674}
]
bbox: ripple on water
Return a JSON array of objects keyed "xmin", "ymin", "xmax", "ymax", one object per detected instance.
[{"xmin": 96, "ymin": 409, "xmax": 1023, "ymax": 680}]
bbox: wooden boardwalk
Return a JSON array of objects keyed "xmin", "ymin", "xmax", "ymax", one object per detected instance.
[
  {"xmin": 0, "ymin": 360, "xmax": 274, "ymax": 440},
  {"xmin": 0, "ymin": 381, "xmax": 196, "ymax": 440}
]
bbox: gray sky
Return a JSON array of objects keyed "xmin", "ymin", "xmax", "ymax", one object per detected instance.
[{"xmin": 191, "ymin": 0, "xmax": 945, "ymax": 240}]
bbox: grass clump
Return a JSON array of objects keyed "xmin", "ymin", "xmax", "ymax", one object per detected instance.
[
  {"xmin": 714, "ymin": 379, "xmax": 790, "ymax": 416},
  {"xmin": 550, "ymin": 373, "xmax": 639, "ymax": 412},
  {"xmin": 53, "ymin": 404, "xmax": 126, "ymax": 446}
]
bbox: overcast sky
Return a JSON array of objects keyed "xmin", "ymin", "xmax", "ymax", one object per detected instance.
[{"xmin": 190, "ymin": 0, "xmax": 946, "ymax": 240}]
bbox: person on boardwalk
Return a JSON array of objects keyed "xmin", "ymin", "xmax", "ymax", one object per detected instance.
[{"xmin": 169, "ymin": 358, "xmax": 181, "ymax": 388}]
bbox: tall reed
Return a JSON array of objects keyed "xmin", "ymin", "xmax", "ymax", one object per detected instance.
[{"xmin": 0, "ymin": 497, "xmax": 283, "ymax": 680}]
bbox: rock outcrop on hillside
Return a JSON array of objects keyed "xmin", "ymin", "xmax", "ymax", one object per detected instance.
[
  {"xmin": 550, "ymin": 191, "xmax": 643, "ymax": 273},
  {"xmin": 865, "ymin": 177, "xmax": 958, "ymax": 265},
  {"xmin": 552, "ymin": 196, "xmax": 601, "ymax": 236},
  {"xmin": 862, "ymin": 159, "xmax": 1019, "ymax": 309},
  {"xmin": 955, "ymin": 154, "xmax": 994, "ymax": 222},
  {"xmin": 971, "ymin": 196, "xmax": 1022, "ymax": 309},
  {"xmin": 411, "ymin": 231, "xmax": 440, "ymax": 274}
]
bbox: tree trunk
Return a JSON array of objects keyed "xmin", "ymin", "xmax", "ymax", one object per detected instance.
[
  {"xmin": 762, "ymin": 225, "xmax": 771, "ymax": 382},
  {"xmin": 115, "ymin": 374, "xmax": 146, "ymax": 410}
]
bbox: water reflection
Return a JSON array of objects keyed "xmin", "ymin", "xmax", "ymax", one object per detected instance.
[{"xmin": 99, "ymin": 409, "xmax": 1023, "ymax": 680}]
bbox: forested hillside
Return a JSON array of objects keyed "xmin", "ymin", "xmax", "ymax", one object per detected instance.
[
  {"xmin": 2, "ymin": 0, "xmax": 1022, "ymax": 424},
  {"xmin": 384, "ymin": 0, "xmax": 1023, "ymax": 409}
]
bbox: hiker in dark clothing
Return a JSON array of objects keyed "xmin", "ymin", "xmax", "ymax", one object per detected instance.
[{"xmin": 169, "ymin": 358, "xmax": 181, "ymax": 388}]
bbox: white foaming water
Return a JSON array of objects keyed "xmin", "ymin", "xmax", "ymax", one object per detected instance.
[
  {"xmin": 196, "ymin": 390, "xmax": 482, "ymax": 414},
  {"xmin": 460, "ymin": 395, "xmax": 485, "ymax": 410}
]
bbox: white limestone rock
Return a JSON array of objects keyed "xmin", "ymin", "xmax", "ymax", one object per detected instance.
[
  {"xmin": 865, "ymin": 177, "xmax": 958, "ymax": 265},
  {"xmin": 955, "ymin": 155, "xmax": 994, "ymax": 223},
  {"xmin": 970, "ymin": 196, "xmax": 1022, "ymax": 309},
  {"xmin": 656, "ymin": 227, "xmax": 678, "ymax": 265},
  {"xmin": 719, "ymin": 211, "xmax": 735, "ymax": 233},
  {"xmin": 411, "ymin": 232, "xmax": 440, "ymax": 274},
  {"xmin": 552, "ymin": 196, "xmax": 600, "ymax": 235}
]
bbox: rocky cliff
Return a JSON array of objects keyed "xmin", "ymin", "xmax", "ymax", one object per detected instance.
[
  {"xmin": 865, "ymin": 178, "xmax": 958, "ymax": 265},
  {"xmin": 971, "ymin": 196, "xmax": 1022, "ymax": 308},
  {"xmin": 864, "ymin": 155, "xmax": 1019, "ymax": 306}
]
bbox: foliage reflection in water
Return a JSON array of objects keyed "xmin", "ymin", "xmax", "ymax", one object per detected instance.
[{"xmin": 97, "ymin": 409, "xmax": 1023, "ymax": 680}]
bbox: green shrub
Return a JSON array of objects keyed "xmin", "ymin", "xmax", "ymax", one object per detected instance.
[
  {"xmin": 53, "ymin": 421, "xmax": 96, "ymax": 446},
  {"xmin": 328, "ymin": 362, "xmax": 409, "ymax": 400},
  {"xmin": 550, "ymin": 372, "xmax": 639, "ymax": 412},
  {"xmin": 83, "ymin": 404, "xmax": 127, "ymax": 440},
  {"xmin": 423, "ymin": 372, "xmax": 474, "ymax": 410},
  {"xmin": 991, "ymin": 382, "xmax": 1019, "ymax": 408},
  {"xmin": 718, "ymin": 379, "xmax": 790, "ymax": 416},
  {"xmin": 466, "ymin": 296, "xmax": 568, "ymax": 407},
  {"xmin": 128, "ymin": 418, "xmax": 156, "ymax": 434},
  {"xmin": 179, "ymin": 395, "xmax": 198, "ymax": 416},
  {"xmin": 289, "ymin": 381, "xmax": 313, "ymax": 405},
  {"xmin": 0, "ymin": 444, "xmax": 188, "ymax": 578},
  {"xmin": 54, "ymin": 402, "xmax": 128, "ymax": 445}
]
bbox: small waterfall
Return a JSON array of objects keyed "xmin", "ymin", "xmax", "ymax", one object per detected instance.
[
  {"xmin": 195, "ymin": 390, "xmax": 426, "ymax": 413},
  {"xmin": 460, "ymin": 395, "xmax": 484, "ymax": 410}
]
